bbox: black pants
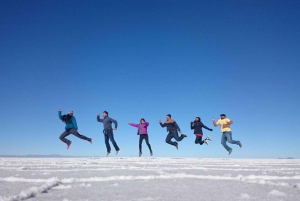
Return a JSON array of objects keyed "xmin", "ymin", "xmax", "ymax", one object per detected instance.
[
  {"xmin": 59, "ymin": 129, "xmax": 91, "ymax": 145},
  {"xmin": 195, "ymin": 136, "xmax": 205, "ymax": 145},
  {"xmin": 165, "ymin": 130, "xmax": 184, "ymax": 147},
  {"xmin": 139, "ymin": 135, "xmax": 152, "ymax": 152},
  {"xmin": 104, "ymin": 129, "xmax": 120, "ymax": 153}
]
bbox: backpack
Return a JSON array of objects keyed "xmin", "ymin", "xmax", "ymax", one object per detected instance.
[{"xmin": 61, "ymin": 114, "xmax": 71, "ymax": 123}]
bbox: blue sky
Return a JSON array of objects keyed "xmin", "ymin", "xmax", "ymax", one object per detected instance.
[{"xmin": 0, "ymin": 0, "xmax": 299, "ymax": 158}]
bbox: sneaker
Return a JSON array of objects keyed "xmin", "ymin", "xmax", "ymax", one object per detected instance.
[
  {"xmin": 204, "ymin": 140, "xmax": 208, "ymax": 145},
  {"xmin": 139, "ymin": 152, "xmax": 142, "ymax": 157},
  {"xmin": 89, "ymin": 139, "xmax": 93, "ymax": 144},
  {"xmin": 67, "ymin": 142, "xmax": 72, "ymax": 149},
  {"xmin": 106, "ymin": 152, "xmax": 111, "ymax": 157},
  {"xmin": 229, "ymin": 149, "xmax": 233, "ymax": 155},
  {"xmin": 239, "ymin": 141, "xmax": 242, "ymax": 148},
  {"xmin": 206, "ymin": 136, "xmax": 212, "ymax": 141},
  {"xmin": 175, "ymin": 143, "xmax": 178, "ymax": 150},
  {"xmin": 181, "ymin": 134, "xmax": 187, "ymax": 138},
  {"xmin": 116, "ymin": 150, "xmax": 120, "ymax": 155},
  {"xmin": 150, "ymin": 151, "xmax": 153, "ymax": 156}
]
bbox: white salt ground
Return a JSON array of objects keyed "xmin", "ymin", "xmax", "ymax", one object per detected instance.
[{"xmin": 0, "ymin": 157, "xmax": 299, "ymax": 201}]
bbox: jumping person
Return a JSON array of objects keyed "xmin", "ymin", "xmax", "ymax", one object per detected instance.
[
  {"xmin": 159, "ymin": 114, "xmax": 187, "ymax": 149},
  {"xmin": 128, "ymin": 118, "xmax": 153, "ymax": 157},
  {"xmin": 58, "ymin": 109, "xmax": 92, "ymax": 149},
  {"xmin": 212, "ymin": 114, "xmax": 242, "ymax": 155},
  {"xmin": 191, "ymin": 117, "xmax": 213, "ymax": 146},
  {"xmin": 97, "ymin": 111, "xmax": 120, "ymax": 157}
]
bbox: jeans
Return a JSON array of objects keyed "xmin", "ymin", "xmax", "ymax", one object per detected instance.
[
  {"xmin": 104, "ymin": 129, "xmax": 120, "ymax": 153},
  {"xmin": 139, "ymin": 135, "xmax": 152, "ymax": 152},
  {"xmin": 165, "ymin": 130, "xmax": 184, "ymax": 147},
  {"xmin": 221, "ymin": 131, "xmax": 240, "ymax": 152},
  {"xmin": 59, "ymin": 129, "xmax": 91, "ymax": 145},
  {"xmin": 195, "ymin": 136, "xmax": 205, "ymax": 145}
]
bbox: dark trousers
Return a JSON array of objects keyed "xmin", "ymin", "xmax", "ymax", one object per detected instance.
[
  {"xmin": 139, "ymin": 135, "xmax": 152, "ymax": 152},
  {"xmin": 195, "ymin": 136, "xmax": 205, "ymax": 145},
  {"xmin": 165, "ymin": 130, "xmax": 184, "ymax": 147},
  {"xmin": 59, "ymin": 129, "xmax": 91, "ymax": 145},
  {"xmin": 104, "ymin": 129, "xmax": 120, "ymax": 153}
]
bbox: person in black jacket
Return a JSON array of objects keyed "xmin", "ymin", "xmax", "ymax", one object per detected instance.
[
  {"xmin": 191, "ymin": 117, "xmax": 213, "ymax": 145},
  {"xmin": 159, "ymin": 114, "xmax": 187, "ymax": 149}
]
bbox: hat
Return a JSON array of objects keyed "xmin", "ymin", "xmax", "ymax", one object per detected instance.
[{"xmin": 220, "ymin": 114, "xmax": 226, "ymax": 116}]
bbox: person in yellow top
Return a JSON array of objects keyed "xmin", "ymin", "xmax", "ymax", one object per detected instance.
[{"xmin": 212, "ymin": 114, "xmax": 242, "ymax": 155}]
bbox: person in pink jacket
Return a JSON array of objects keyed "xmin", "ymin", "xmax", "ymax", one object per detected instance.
[{"xmin": 128, "ymin": 118, "xmax": 153, "ymax": 157}]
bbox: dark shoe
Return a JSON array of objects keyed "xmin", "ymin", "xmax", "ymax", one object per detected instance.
[
  {"xmin": 67, "ymin": 142, "xmax": 72, "ymax": 150},
  {"xmin": 239, "ymin": 141, "xmax": 242, "ymax": 148},
  {"xmin": 182, "ymin": 134, "xmax": 187, "ymax": 138},
  {"xmin": 150, "ymin": 151, "xmax": 153, "ymax": 156},
  {"xmin": 139, "ymin": 152, "xmax": 142, "ymax": 157},
  {"xmin": 175, "ymin": 143, "xmax": 178, "ymax": 150},
  {"xmin": 229, "ymin": 149, "xmax": 233, "ymax": 155}
]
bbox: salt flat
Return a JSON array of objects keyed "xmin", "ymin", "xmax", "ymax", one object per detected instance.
[{"xmin": 0, "ymin": 157, "xmax": 299, "ymax": 201}]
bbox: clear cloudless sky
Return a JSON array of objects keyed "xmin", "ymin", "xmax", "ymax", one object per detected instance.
[{"xmin": 0, "ymin": 0, "xmax": 299, "ymax": 158}]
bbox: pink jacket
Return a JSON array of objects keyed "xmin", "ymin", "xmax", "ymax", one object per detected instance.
[{"xmin": 129, "ymin": 122, "xmax": 149, "ymax": 135}]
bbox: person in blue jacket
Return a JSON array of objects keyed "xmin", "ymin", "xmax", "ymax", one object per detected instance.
[{"xmin": 58, "ymin": 109, "xmax": 92, "ymax": 149}]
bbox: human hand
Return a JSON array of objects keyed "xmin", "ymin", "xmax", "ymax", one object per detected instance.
[
  {"xmin": 97, "ymin": 113, "xmax": 100, "ymax": 117},
  {"xmin": 159, "ymin": 119, "xmax": 162, "ymax": 123},
  {"xmin": 114, "ymin": 128, "xmax": 117, "ymax": 130},
  {"xmin": 212, "ymin": 118, "xmax": 215, "ymax": 121},
  {"xmin": 58, "ymin": 109, "xmax": 62, "ymax": 112}
]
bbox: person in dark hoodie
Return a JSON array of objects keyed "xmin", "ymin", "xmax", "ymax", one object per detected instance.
[
  {"xmin": 159, "ymin": 114, "xmax": 187, "ymax": 149},
  {"xmin": 191, "ymin": 117, "xmax": 213, "ymax": 146},
  {"xmin": 58, "ymin": 109, "xmax": 92, "ymax": 149},
  {"xmin": 97, "ymin": 111, "xmax": 120, "ymax": 157}
]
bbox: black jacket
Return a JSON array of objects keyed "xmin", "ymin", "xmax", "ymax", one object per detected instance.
[
  {"xmin": 160, "ymin": 119, "xmax": 181, "ymax": 132},
  {"xmin": 191, "ymin": 121, "xmax": 212, "ymax": 134}
]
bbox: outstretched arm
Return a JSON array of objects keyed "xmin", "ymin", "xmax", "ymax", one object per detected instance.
[
  {"xmin": 159, "ymin": 120, "xmax": 165, "ymax": 127},
  {"xmin": 202, "ymin": 123, "xmax": 213, "ymax": 131},
  {"xmin": 129, "ymin": 123, "xmax": 139, "ymax": 127}
]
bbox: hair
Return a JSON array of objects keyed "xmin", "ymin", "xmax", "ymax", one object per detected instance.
[
  {"xmin": 103, "ymin": 111, "xmax": 108, "ymax": 115},
  {"xmin": 140, "ymin": 118, "xmax": 146, "ymax": 122},
  {"xmin": 61, "ymin": 114, "xmax": 72, "ymax": 123},
  {"xmin": 194, "ymin": 117, "xmax": 202, "ymax": 125},
  {"xmin": 195, "ymin": 117, "xmax": 201, "ymax": 121},
  {"xmin": 166, "ymin": 114, "xmax": 171, "ymax": 118}
]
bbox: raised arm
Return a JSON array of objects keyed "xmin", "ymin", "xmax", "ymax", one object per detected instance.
[
  {"xmin": 97, "ymin": 115, "xmax": 103, "ymax": 122},
  {"xmin": 72, "ymin": 117, "xmax": 78, "ymax": 130},
  {"xmin": 190, "ymin": 122, "xmax": 195, "ymax": 130},
  {"xmin": 159, "ymin": 122, "xmax": 166, "ymax": 127},
  {"xmin": 58, "ymin": 111, "xmax": 62, "ymax": 120},
  {"xmin": 212, "ymin": 118, "xmax": 219, "ymax": 127}
]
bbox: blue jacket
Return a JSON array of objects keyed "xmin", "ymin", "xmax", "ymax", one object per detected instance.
[{"xmin": 58, "ymin": 111, "xmax": 78, "ymax": 130}]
